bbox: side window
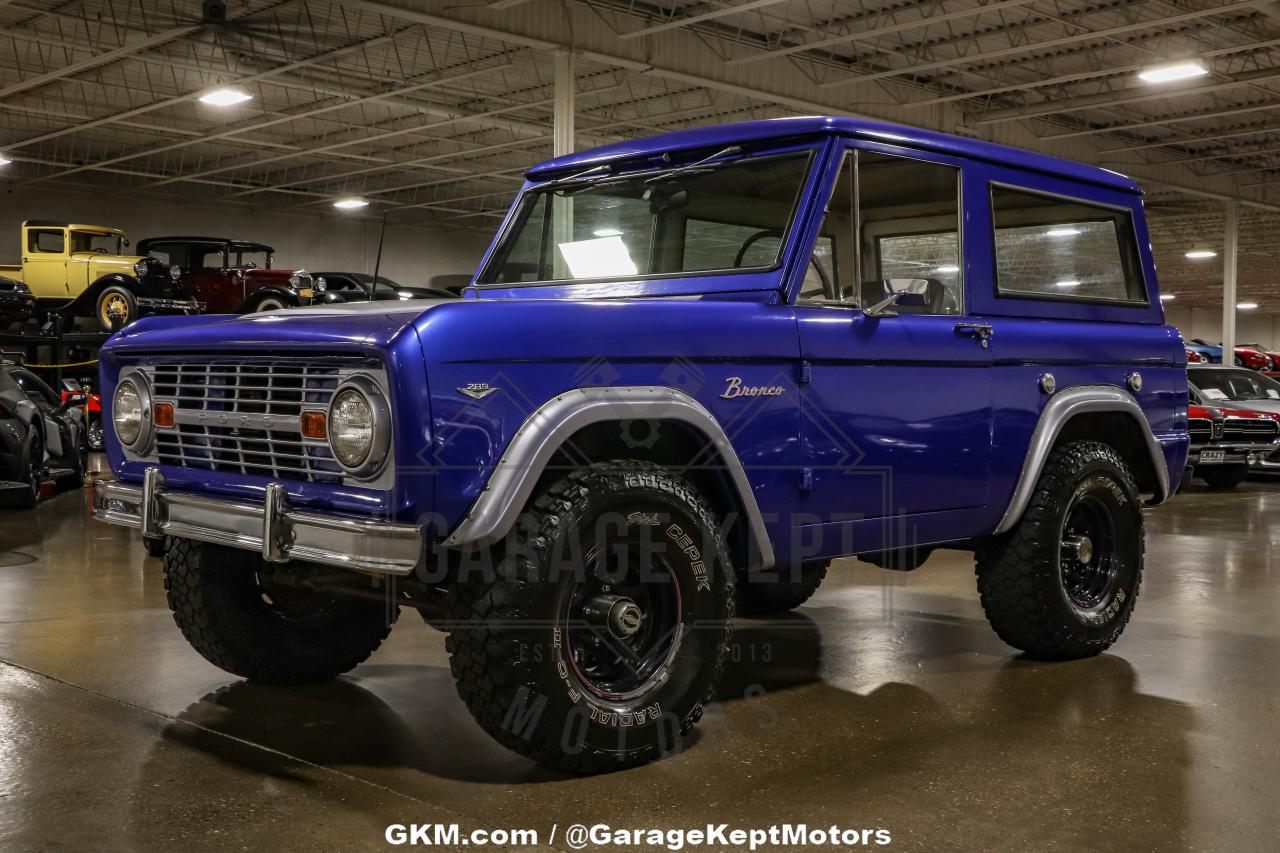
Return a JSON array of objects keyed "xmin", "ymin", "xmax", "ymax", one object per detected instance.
[
  {"xmin": 991, "ymin": 186, "xmax": 1146, "ymax": 303},
  {"xmin": 28, "ymin": 230, "xmax": 65, "ymax": 254},
  {"xmin": 858, "ymin": 152, "xmax": 962, "ymax": 314},
  {"xmin": 197, "ymin": 248, "xmax": 226, "ymax": 270},
  {"xmin": 799, "ymin": 150, "xmax": 962, "ymax": 314}
]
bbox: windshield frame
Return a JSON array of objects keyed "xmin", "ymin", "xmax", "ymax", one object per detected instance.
[{"xmin": 475, "ymin": 143, "xmax": 820, "ymax": 291}]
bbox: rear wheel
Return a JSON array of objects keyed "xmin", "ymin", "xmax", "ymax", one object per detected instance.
[
  {"xmin": 975, "ymin": 440, "xmax": 1143, "ymax": 660},
  {"xmin": 86, "ymin": 417, "xmax": 104, "ymax": 451},
  {"xmin": 1199, "ymin": 463, "xmax": 1250, "ymax": 489},
  {"xmin": 446, "ymin": 461, "xmax": 734, "ymax": 773},
  {"xmin": 164, "ymin": 539, "xmax": 396, "ymax": 684}
]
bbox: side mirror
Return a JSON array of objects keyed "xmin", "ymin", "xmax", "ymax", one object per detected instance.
[{"xmin": 863, "ymin": 279, "xmax": 930, "ymax": 317}]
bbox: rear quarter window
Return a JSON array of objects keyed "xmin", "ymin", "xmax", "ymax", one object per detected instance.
[{"xmin": 991, "ymin": 185, "xmax": 1147, "ymax": 305}]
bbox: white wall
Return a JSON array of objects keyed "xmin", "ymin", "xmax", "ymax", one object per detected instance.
[
  {"xmin": 0, "ymin": 186, "xmax": 495, "ymax": 289},
  {"xmin": 1164, "ymin": 304, "xmax": 1280, "ymax": 349}
]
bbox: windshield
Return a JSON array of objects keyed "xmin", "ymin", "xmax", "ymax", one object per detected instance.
[
  {"xmin": 70, "ymin": 231, "xmax": 124, "ymax": 255},
  {"xmin": 1190, "ymin": 368, "xmax": 1280, "ymax": 402},
  {"xmin": 478, "ymin": 150, "xmax": 812, "ymax": 286}
]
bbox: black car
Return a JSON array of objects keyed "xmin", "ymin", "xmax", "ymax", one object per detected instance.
[
  {"xmin": 312, "ymin": 272, "xmax": 456, "ymax": 303},
  {"xmin": 0, "ymin": 275, "xmax": 35, "ymax": 329},
  {"xmin": 1, "ymin": 360, "xmax": 85, "ymax": 508}
]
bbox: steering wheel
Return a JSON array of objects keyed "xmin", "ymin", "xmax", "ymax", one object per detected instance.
[{"xmin": 734, "ymin": 228, "xmax": 832, "ymax": 296}]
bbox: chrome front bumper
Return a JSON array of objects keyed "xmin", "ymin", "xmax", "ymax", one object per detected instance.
[{"xmin": 91, "ymin": 470, "xmax": 421, "ymax": 575}]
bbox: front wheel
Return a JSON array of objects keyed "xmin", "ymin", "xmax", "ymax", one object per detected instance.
[
  {"xmin": 735, "ymin": 560, "xmax": 829, "ymax": 616},
  {"xmin": 446, "ymin": 461, "xmax": 735, "ymax": 773},
  {"xmin": 975, "ymin": 441, "xmax": 1143, "ymax": 660},
  {"xmin": 164, "ymin": 539, "xmax": 396, "ymax": 684},
  {"xmin": 17, "ymin": 429, "xmax": 42, "ymax": 509},
  {"xmin": 253, "ymin": 295, "xmax": 288, "ymax": 312},
  {"xmin": 1199, "ymin": 463, "xmax": 1249, "ymax": 489},
  {"xmin": 96, "ymin": 286, "xmax": 137, "ymax": 331}
]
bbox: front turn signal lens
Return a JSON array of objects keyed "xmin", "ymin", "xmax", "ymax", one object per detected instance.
[
  {"xmin": 153, "ymin": 402, "xmax": 174, "ymax": 428},
  {"xmin": 300, "ymin": 411, "xmax": 327, "ymax": 439}
]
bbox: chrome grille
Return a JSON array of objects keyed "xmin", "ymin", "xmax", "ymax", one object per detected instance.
[
  {"xmin": 1188, "ymin": 417, "xmax": 1213, "ymax": 445},
  {"xmin": 1222, "ymin": 418, "xmax": 1279, "ymax": 444},
  {"xmin": 145, "ymin": 360, "xmax": 350, "ymax": 484}
]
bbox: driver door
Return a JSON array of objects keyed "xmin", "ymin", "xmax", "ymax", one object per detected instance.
[{"xmin": 794, "ymin": 146, "xmax": 994, "ymax": 553}]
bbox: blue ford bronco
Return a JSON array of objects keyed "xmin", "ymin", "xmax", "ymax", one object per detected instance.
[{"xmin": 93, "ymin": 117, "xmax": 1189, "ymax": 772}]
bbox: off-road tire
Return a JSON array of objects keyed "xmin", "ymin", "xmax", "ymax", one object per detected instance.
[
  {"xmin": 1199, "ymin": 463, "xmax": 1249, "ymax": 489},
  {"xmin": 735, "ymin": 561, "xmax": 829, "ymax": 616},
  {"xmin": 975, "ymin": 440, "xmax": 1144, "ymax": 660},
  {"xmin": 446, "ymin": 461, "xmax": 735, "ymax": 773},
  {"xmin": 164, "ymin": 538, "xmax": 396, "ymax": 684}
]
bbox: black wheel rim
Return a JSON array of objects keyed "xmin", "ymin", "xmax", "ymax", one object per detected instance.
[
  {"xmin": 563, "ymin": 542, "xmax": 684, "ymax": 701},
  {"xmin": 254, "ymin": 566, "xmax": 342, "ymax": 626},
  {"xmin": 1060, "ymin": 492, "xmax": 1119, "ymax": 611}
]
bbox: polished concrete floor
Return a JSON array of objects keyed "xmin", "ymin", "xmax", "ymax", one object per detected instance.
[{"xmin": 1, "ymin": 477, "xmax": 1278, "ymax": 852}]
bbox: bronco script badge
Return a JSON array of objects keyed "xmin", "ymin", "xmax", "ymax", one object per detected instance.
[{"xmin": 721, "ymin": 376, "xmax": 786, "ymax": 399}]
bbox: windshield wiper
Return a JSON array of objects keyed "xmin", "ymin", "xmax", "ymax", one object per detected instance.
[
  {"xmin": 644, "ymin": 145, "xmax": 742, "ymax": 184},
  {"xmin": 542, "ymin": 163, "xmax": 612, "ymax": 190}
]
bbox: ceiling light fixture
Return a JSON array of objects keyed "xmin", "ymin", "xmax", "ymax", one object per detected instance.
[
  {"xmin": 1055, "ymin": 280, "xmax": 1081, "ymax": 288},
  {"xmin": 935, "ymin": 264, "xmax": 960, "ymax": 273},
  {"xmin": 1046, "ymin": 228, "xmax": 1080, "ymax": 237},
  {"xmin": 1237, "ymin": 301, "xmax": 1259, "ymax": 310},
  {"xmin": 0, "ymin": 154, "xmax": 11, "ymax": 167},
  {"xmin": 333, "ymin": 197, "xmax": 369, "ymax": 210},
  {"xmin": 592, "ymin": 228, "xmax": 624, "ymax": 237},
  {"xmin": 1184, "ymin": 249, "xmax": 1218, "ymax": 260},
  {"xmin": 198, "ymin": 87, "xmax": 253, "ymax": 106},
  {"xmin": 1138, "ymin": 61, "xmax": 1209, "ymax": 84}
]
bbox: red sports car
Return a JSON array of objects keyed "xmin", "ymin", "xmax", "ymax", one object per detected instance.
[
  {"xmin": 1186, "ymin": 347, "xmax": 1207, "ymax": 364},
  {"xmin": 60, "ymin": 379, "xmax": 103, "ymax": 451}
]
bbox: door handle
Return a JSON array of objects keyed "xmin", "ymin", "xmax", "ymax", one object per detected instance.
[{"xmin": 955, "ymin": 322, "xmax": 994, "ymax": 348}]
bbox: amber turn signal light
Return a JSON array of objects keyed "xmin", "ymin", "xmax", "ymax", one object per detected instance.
[
  {"xmin": 153, "ymin": 402, "xmax": 175, "ymax": 427},
  {"xmin": 300, "ymin": 411, "xmax": 327, "ymax": 439}
]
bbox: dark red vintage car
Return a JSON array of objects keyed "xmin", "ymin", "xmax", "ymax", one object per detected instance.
[
  {"xmin": 137, "ymin": 236, "xmax": 314, "ymax": 314},
  {"xmin": 1186, "ymin": 401, "xmax": 1280, "ymax": 488}
]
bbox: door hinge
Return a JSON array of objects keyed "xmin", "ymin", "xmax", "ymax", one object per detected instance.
[
  {"xmin": 799, "ymin": 359, "xmax": 812, "ymax": 384},
  {"xmin": 799, "ymin": 467, "xmax": 814, "ymax": 492}
]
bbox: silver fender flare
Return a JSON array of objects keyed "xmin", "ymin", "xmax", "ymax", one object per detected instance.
[
  {"xmin": 442, "ymin": 386, "xmax": 776, "ymax": 569},
  {"xmin": 993, "ymin": 384, "xmax": 1171, "ymax": 535}
]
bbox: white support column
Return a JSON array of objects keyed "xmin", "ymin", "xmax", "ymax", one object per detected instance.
[
  {"xmin": 553, "ymin": 50, "xmax": 575, "ymax": 157},
  {"xmin": 1223, "ymin": 200, "xmax": 1238, "ymax": 363}
]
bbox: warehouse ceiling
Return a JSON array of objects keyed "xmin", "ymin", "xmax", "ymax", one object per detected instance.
[{"xmin": 3, "ymin": 0, "xmax": 1280, "ymax": 309}]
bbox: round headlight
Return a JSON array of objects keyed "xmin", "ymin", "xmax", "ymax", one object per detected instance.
[
  {"xmin": 327, "ymin": 378, "xmax": 390, "ymax": 477},
  {"xmin": 113, "ymin": 379, "xmax": 145, "ymax": 447},
  {"xmin": 133, "ymin": 259, "xmax": 150, "ymax": 277},
  {"xmin": 330, "ymin": 388, "xmax": 372, "ymax": 466},
  {"xmin": 169, "ymin": 264, "xmax": 182, "ymax": 281}
]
